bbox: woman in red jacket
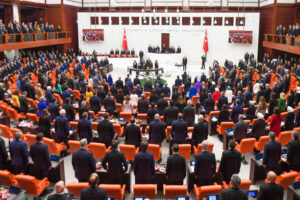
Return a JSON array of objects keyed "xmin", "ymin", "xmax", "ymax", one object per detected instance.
[{"xmin": 270, "ymin": 107, "xmax": 282, "ymax": 137}]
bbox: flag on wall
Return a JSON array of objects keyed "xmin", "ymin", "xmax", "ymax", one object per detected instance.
[
  {"xmin": 122, "ymin": 28, "xmax": 128, "ymax": 50},
  {"xmin": 203, "ymin": 29, "xmax": 208, "ymax": 53}
]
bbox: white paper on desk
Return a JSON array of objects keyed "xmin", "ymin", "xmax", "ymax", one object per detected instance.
[{"xmin": 18, "ymin": 121, "xmax": 30, "ymax": 127}]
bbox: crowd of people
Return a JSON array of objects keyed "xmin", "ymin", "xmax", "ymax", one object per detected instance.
[
  {"xmin": 148, "ymin": 44, "xmax": 181, "ymax": 54},
  {"xmin": 0, "ymin": 46, "xmax": 299, "ymax": 199},
  {"xmin": 0, "ymin": 18, "xmax": 60, "ymax": 35},
  {"xmin": 276, "ymin": 24, "xmax": 300, "ymax": 37}
]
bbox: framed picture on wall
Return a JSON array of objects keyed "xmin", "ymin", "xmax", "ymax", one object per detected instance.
[
  {"xmin": 82, "ymin": 29, "xmax": 104, "ymax": 41},
  {"xmin": 228, "ymin": 30, "xmax": 252, "ymax": 44}
]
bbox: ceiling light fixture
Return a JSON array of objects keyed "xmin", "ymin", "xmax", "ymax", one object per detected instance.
[
  {"xmin": 214, "ymin": 19, "xmax": 217, "ymax": 24},
  {"xmin": 225, "ymin": 19, "xmax": 229, "ymax": 24}
]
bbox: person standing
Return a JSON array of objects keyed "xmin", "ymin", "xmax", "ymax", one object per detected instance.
[
  {"xmin": 78, "ymin": 112, "xmax": 93, "ymax": 143},
  {"xmin": 54, "ymin": 109, "xmax": 70, "ymax": 146},
  {"xmin": 287, "ymin": 130, "xmax": 300, "ymax": 171},
  {"xmin": 124, "ymin": 118, "xmax": 141, "ymax": 148},
  {"xmin": 134, "ymin": 141, "xmax": 155, "ymax": 184},
  {"xmin": 219, "ymin": 140, "xmax": 242, "ymax": 184},
  {"xmin": 30, "ymin": 133, "xmax": 51, "ymax": 179},
  {"xmin": 47, "ymin": 181, "xmax": 69, "ymax": 200},
  {"xmin": 194, "ymin": 141, "xmax": 216, "ymax": 186},
  {"xmin": 219, "ymin": 174, "xmax": 248, "ymax": 200},
  {"xmin": 80, "ymin": 173, "xmax": 108, "ymax": 200},
  {"xmin": 233, "ymin": 115, "xmax": 248, "ymax": 143},
  {"xmin": 72, "ymin": 139, "xmax": 96, "ymax": 182},
  {"xmin": 263, "ymin": 132, "xmax": 281, "ymax": 173},
  {"xmin": 171, "ymin": 113, "xmax": 188, "ymax": 144},
  {"xmin": 166, "ymin": 143, "xmax": 186, "ymax": 185},
  {"xmin": 182, "ymin": 56, "xmax": 187, "ymax": 71},
  {"xmin": 149, "ymin": 114, "xmax": 165, "ymax": 145},
  {"xmin": 257, "ymin": 171, "xmax": 284, "ymax": 200},
  {"xmin": 0, "ymin": 135, "xmax": 8, "ymax": 170},
  {"xmin": 97, "ymin": 113, "xmax": 115, "ymax": 148},
  {"xmin": 192, "ymin": 115, "xmax": 208, "ymax": 147},
  {"xmin": 102, "ymin": 140, "xmax": 128, "ymax": 184},
  {"xmin": 201, "ymin": 55, "xmax": 206, "ymax": 69}
]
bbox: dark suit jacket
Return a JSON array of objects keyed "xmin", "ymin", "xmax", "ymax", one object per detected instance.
[
  {"xmin": 78, "ymin": 119, "xmax": 92, "ymax": 142},
  {"xmin": 30, "ymin": 142, "xmax": 51, "ymax": 170},
  {"xmin": 102, "ymin": 149, "xmax": 128, "ymax": 179},
  {"xmin": 9, "ymin": 140, "xmax": 28, "ymax": 167},
  {"xmin": 233, "ymin": 120, "xmax": 248, "ymax": 142},
  {"xmin": 192, "ymin": 121, "xmax": 208, "ymax": 146},
  {"xmin": 287, "ymin": 139, "xmax": 300, "ymax": 170},
  {"xmin": 171, "ymin": 119, "xmax": 188, "ymax": 143},
  {"xmin": 90, "ymin": 95, "xmax": 101, "ymax": 114},
  {"xmin": 124, "ymin": 123, "xmax": 141, "ymax": 147},
  {"xmin": 164, "ymin": 106, "xmax": 179, "ymax": 126},
  {"xmin": 157, "ymin": 99, "xmax": 168, "ymax": 115},
  {"xmin": 231, "ymin": 105, "xmax": 243, "ymax": 123},
  {"xmin": 263, "ymin": 140, "xmax": 281, "ymax": 170},
  {"xmin": 166, "ymin": 153, "xmax": 186, "ymax": 182},
  {"xmin": 149, "ymin": 120, "xmax": 165, "ymax": 144},
  {"xmin": 137, "ymin": 99, "xmax": 149, "ymax": 113},
  {"xmin": 220, "ymin": 187, "xmax": 248, "ymax": 200},
  {"xmin": 97, "ymin": 119, "xmax": 115, "ymax": 143},
  {"xmin": 48, "ymin": 102, "xmax": 60, "ymax": 121},
  {"xmin": 217, "ymin": 96, "xmax": 228, "ymax": 110},
  {"xmin": 80, "ymin": 186, "xmax": 107, "ymax": 200},
  {"xmin": 204, "ymin": 97, "xmax": 215, "ymax": 114},
  {"xmin": 134, "ymin": 151, "xmax": 155, "ymax": 182},
  {"xmin": 183, "ymin": 106, "xmax": 195, "ymax": 125},
  {"xmin": 285, "ymin": 112, "xmax": 295, "ymax": 131},
  {"xmin": 47, "ymin": 193, "xmax": 68, "ymax": 200},
  {"xmin": 257, "ymin": 183, "xmax": 283, "ymax": 200},
  {"xmin": 104, "ymin": 97, "xmax": 116, "ymax": 113},
  {"xmin": 251, "ymin": 119, "xmax": 266, "ymax": 140},
  {"xmin": 147, "ymin": 108, "xmax": 158, "ymax": 124},
  {"xmin": 62, "ymin": 103, "xmax": 75, "ymax": 121},
  {"xmin": 54, "ymin": 116, "xmax": 69, "ymax": 139},
  {"xmin": 19, "ymin": 96, "xmax": 28, "ymax": 113},
  {"xmin": 0, "ymin": 136, "xmax": 8, "ymax": 169},
  {"xmin": 219, "ymin": 149, "xmax": 242, "ymax": 183},
  {"xmin": 72, "ymin": 148, "xmax": 96, "ymax": 180},
  {"xmin": 194, "ymin": 151, "xmax": 216, "ymax": 180}
]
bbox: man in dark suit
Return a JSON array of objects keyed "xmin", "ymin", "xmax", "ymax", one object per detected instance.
[
  {"xmin": 54, "ymin": 109, "xmax": 69, "ymax": 145},
  {"xmin": 0, "ymin": 136, "xmax": 8, "ymax": 170},
  {"xmin": 47, "ymin": 181, "xmax": 69, "ymax": 200},
  {"xmin": 72, "ymin": 139, "xmax": 96, "ymax": 182},
  {"xmin": 182, "ymin": 56, "xmax": 187, "ymax": 71},
  {"xmin": 134, "ymin": 141, "xmax": 155, "ymax": 184},
  {"xmin": 30, "ymin": 133, "xmax": 51, "ymax": 179},
  {"xmin": 219, "ymin": 140, "xmax": 242, "ymax": 184},
  {"xmin": 97, "ymin": 113, "xmax": 115, "ymax": 147},
  {"xmin": 164, "ymin": 101, "xmax": 179, "ymax": 126},
  {"xmin": 147, "ymin": 103, "xmax": 159, "ymax": 124},
  {"xmin": 183, "ymin": 100, "xmax": 195, "ymax": 126},
  {"xmin": 287, "ymin": 130, "xmax": 300, "ymax": 171},
  {"xmin": 251, "ymin": 113, "xmax": 267, "ymax": 140},
  {"xmin": 149, "ymin": 114, "xmax": 165, "ymax": 145},
  {"xmin": 62, "ymin": 97, "xmax": 75, "ymax": 121},
  {"xmin": 194, "ymin": 141, "xmax": 216, "ymax": 186},
  {"xmin": 162, "ymin": 83, "xmax": 171, "ymax": 97},
  {"xmin": 137, "ymin": 94, "xmax": 149, "ymax": 114},
  {"xmin": 124, "ymin": 118, "xmax": 141, "ymax": 148},
  {"xmin": 230, "ymin": 99, "xmax": 243, "ymax": 123},
  {"xmin": 171, "ymin": 113, "xmax": 188, "ymax": 144},
  {"xmin": 192, "ymin": 115, "xmax": 208, "ymax": 147},
  {"xmin": 166, "ymin": 143, "xmax": 186, "ymax": 185},
  {"xmin": 19, "ymin": 91, "xmax": 29, "ymax": 114},
  {"xmin": 157, "ymin": 94, "xmax": 168, "ymax": 115},
  {"xmin": 233, "ymin": 115, "xmax": 248, "ymax": 143},
  {"xmin": 102, "ymin": 140, "xmax": 128, "ymax": 184},
  {"xmin": 201, "ymin": 55, "xmax": 206, "ymax": 69},
  {"xmin": 263, "ymin": 132, "xmax": 282, "ymax": 173},
  {"xmin": 80, "ymin": 173, "xmax": 107, "ymax": 200},
  {"xmin": 103, "ymin": 92, "xmax": 116, "ymax": 116},
  {"xmin": 204, "ymin": 93, "xmax": 215, "ymax": 114},
  {"xmin": 90, "ymin": 93, "xmax": 101, "ymax": 114},
  {"xmin": 78, "ymin": 112, "xmax": 93, "ymax": 144},
  {"xmin": 219, "ymin": 174, "xmax": 248, "ymax": 200},
  {"xmin": 48, "ymin": 97, "xmax": 60, "ymax": 121},
  {"xmin": 9, "ymin": 132, "xmax": 28, "ymax": 174},
  {"xmin": 217, "ymin": 91, "xmax": 228, "ymax": 110},
  {"xmin": 257, "ymin": 171, "xmax": 284, "ymax": 200}
]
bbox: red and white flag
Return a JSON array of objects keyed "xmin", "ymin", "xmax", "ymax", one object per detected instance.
[
  {"xmin": 122, "ymin": 28, "xmax": 128, "ymax": 50},
  {"xmin": 203, "ymin": 29, "xmax": 208, "ymax": 53}
]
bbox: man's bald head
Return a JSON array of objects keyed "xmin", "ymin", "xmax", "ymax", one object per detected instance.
[
  {"xmin": 202, "ymin": 140, "xmax": 209, "ymax": 151},
  {"xmin": 55, "ymin": 181, "xmax": 65, "ymax": 194},
  {"xmin": 154, "ymin": 113, "xmax": 160, "ymax": 120},
  {"xmin": 178, "ymin": 113, "xmax": 183, "ymax": 119},
  {"xmin": 89, "ymin": 173, "xmax": 99, "ymax": 187},
  {"xmin": 198, "ymin": 115, "xmax": 204, "ymax": 122},
  {"xmin": 267, "ymin": 171, "xmax": 277, "ymax": 183}
]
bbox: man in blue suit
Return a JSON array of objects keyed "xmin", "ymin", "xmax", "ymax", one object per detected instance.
[
  {"xmin": 30, "ymin": 133, "xmax": 51, "ymax": 179},
  {"xmin": 80, "ymin": 173, "xmax": 107, "ymax": 200},
  {"xmin": 149, "ymin": 114, "xmax": 165, "ymax": 145},
  {"xmin": 48, "ymin": 97, "xmax": 60, "ymax": 121},
  {"xmin": 230, "ymin": 99, "xmax": 243, "ymax": 123},
  {"xmin": 78, "ymin": 112, "xmax": 92, "ymax": 144},
  {"xmin": 72, "ymin": 139, "xmax": 96, "ymax": 182},
  {"xmin": 194, "ymin": 140, "xmax": 216, "ymax": 186},
  {"xmin": 89, "ymin": 93, "xmax": 101, "ymax": 114},
  {"xmin": 54, "ymin": 109, "xmax": 69, "ymax": 146},
  {"xmin": 134, "ymin": 141, "xmax": 155, "ymax": 184},
  {"xmin": 9, "ymin": 132, "xmax": 28, "ymax": 174},
  {"xmin": 171, "ymin": 113, "xmax": 188, "ymax": 144}
]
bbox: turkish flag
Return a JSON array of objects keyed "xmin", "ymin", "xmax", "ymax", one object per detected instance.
[
  {"xmin": 203, "ymin": 29, "xmax": 208, "ymax": 53},
  {"xmin": 122, "ymin": 28, "xmax": 128, "ymax": 50}
]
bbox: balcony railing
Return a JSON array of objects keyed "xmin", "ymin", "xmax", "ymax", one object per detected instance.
[
  {"xmin": 264, "ymin": 34, "xmax": 300, "ymax": 47},
  {"xmin": 0, "ymin": 32, "xmax": 71, "ymax": 45}
]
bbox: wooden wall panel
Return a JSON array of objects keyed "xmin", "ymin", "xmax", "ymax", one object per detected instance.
[
  {"xmin": 276, "ymin": 6, "xmax": 296, "ymax": 28},
  {"xmin": 259, "ymin": 7, "xmax": 274, "ymax": 60},
  {"xmin": 63, "ymin": 6, "xmax": 79, "ymax": 52},
  {"xmin": 46, "ymin": 7, "xmax": 61, "ymax": 27},
  {"xmin": 20, "ymin": 8, "xmax": 45, "ymax": 23}
]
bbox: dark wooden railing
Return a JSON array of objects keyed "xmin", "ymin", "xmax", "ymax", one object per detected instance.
[{"xmin": 264, "ymin": 34, "xmax": 300, "ymax": 47}]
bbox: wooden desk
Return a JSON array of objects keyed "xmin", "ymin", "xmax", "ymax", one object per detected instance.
[
  {"xmin": 17, "ymin": 123, "xmax": 40, "ymax": 135},
  {"xmin": 287, "ymin": 185, "xmax": 300, "ymax": 200},
  {"xmin": 127, "ymin": 67, "xmax": 164, "ymax": 75},
  {"xmin": 223, "ymin": 131, "xmax": 234, "ymax": 150},
  {"xmin": 249, "ymin": 157, "xmax": 266, "ymax": 184},
  {"xmin": 0, "ymin": 114, "xmax": 10, "ymax": 127}
]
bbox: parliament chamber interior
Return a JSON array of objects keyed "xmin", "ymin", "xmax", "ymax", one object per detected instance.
[{"xmin": 0, "ymin": 0, "xmax": 300, "ymax": 199}]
